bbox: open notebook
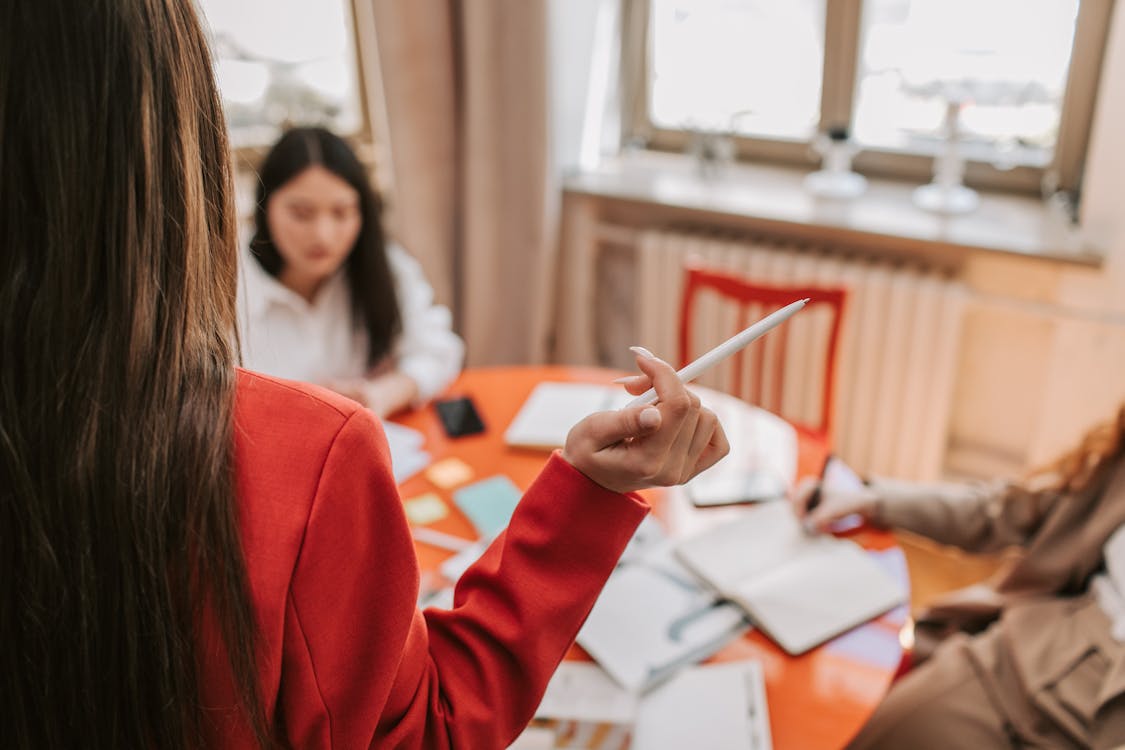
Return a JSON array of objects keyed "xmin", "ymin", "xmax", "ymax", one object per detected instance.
[
  {"xmin": 576, "ymin": 518, "xmax": 750, "ymax": 692},
  {"xmin": 675, "ymin": 501, "xmax": 906, "ymax": 655},
  {"xmin": 504, "ymin": 382, "xmax": 634, "ymax": 450}
]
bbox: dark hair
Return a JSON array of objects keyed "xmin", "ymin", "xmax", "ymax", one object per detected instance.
[
  {"xmin": 1, "ymin": 0, "xmax": 268, "ymax": 747},
  {"xmin": 251, "ymin": 127, "xmax": 402, "ymax": 367}
]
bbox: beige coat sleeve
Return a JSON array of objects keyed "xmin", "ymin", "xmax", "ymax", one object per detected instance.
[{"xmin": 869, "ymin": 475, "xmax": 1059, "ymax": 554}]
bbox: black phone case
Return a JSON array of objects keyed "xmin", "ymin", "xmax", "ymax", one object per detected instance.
[{"xmin": 434, "ymin": 397, "xmax": 486, "ymax": 437}]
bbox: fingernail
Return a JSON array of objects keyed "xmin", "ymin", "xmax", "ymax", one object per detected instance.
[
  {"xmin": 639, "ymin": 407, "xmax": 661, "ymax": 430},
  {"xmin": 629, "ymin": 346, "xmax": 656, "ymax": 359},
  {"xmin": 612, "ymin": 376, "xmax": 634, "ymax": 384}
]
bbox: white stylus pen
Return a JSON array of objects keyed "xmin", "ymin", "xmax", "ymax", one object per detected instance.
[{"xmin": 625, "ymin": 298, "xmax": 810, "ymax": 408}]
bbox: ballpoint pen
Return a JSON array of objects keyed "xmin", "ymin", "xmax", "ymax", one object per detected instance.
[
  {"xmin": 625, "ymin": 297, "xmax": 809, "ymax": 408},
  {"xmin": 805, "ymin": 453, "xmax": 834, "ymax": 515},
  {"xmin": 801, "ymin": 453, "xmax": 833, "ymax": 535}
]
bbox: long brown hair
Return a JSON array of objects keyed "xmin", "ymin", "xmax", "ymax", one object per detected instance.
[
  {"xmin": 1034, "ymin": 404, "xmax": 1125, "ymax": 496},
  {"xmin": 1, "ymin": 0, "xmax": 267, "ymax": 746}
]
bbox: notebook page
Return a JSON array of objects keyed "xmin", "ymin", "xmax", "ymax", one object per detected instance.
[
  {"xmin": 673, "ymin": 502, "xmax": 817, "ymax": 592},
  {"xmin": 632, "ymin": 661, "xmax": 771, "ymax": 750},
  {"xmin": 728, "ymin": 541, "xmax": 905, "ymax": 655}
]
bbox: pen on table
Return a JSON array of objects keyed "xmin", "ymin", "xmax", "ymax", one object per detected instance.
[
  {"xmin": 624, "ymin": 297, "xmax": 809, "ymax": 408},
  {"xmin": 800, "ymin": 453, "xmax": 834, "ymax": 535}
]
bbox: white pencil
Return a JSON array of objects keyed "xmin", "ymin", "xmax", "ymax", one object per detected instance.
[{"xmin": 625, "ymin": 298, "xmax": 810, "ymax": 408}]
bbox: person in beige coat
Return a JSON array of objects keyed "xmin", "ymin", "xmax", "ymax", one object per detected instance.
[{"xmin": 794, "ymin": 407, "xmax": 1125, "ymax": 749}]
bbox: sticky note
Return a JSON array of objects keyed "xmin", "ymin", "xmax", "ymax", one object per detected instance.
[
  {"xmin": 404, "ymin": 493, "xmax": 449, "ymax": 526},
  {"xmin": 425, "ymin": 456, "xmax": 475, "ymax": 489},
  {"xmin": 452, "ymin": 475, "xmax": 522, "ymax": 537}
]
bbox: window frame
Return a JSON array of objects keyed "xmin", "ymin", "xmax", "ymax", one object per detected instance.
[{"xmin": 622, "ymin": 0, "xmax": 1115, "ymax": 196}]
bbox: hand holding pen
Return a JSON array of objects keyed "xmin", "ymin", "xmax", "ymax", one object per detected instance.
[{"xmin": 790, "ymin": 470, "xmax": 879, "ymax": 534}]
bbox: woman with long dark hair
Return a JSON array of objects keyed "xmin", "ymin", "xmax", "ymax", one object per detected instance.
[
  {"xmin": 0, "ymin": 1, "xmax": 728, "ymax": 748},
  {"xmin": 794, "ymin": 408, "xmax": 1125, "ymax": 748},
  {"xmin": 240, "ymin": 127, "xmax": 462, "ymax": 417}
]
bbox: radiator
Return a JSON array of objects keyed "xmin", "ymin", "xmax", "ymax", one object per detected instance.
[{"xmin": 634, "ymin": 230, "xmax": 967, "ymax": 481}]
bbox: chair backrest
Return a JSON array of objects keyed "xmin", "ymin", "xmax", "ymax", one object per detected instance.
[{"xmin": 679, "ymin": 263, "xmax": 847, "ymax": 442}]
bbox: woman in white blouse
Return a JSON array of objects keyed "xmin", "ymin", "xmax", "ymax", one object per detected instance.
[{"xmin": 238, "ymin": 127, "xmax": 463, "ymax": 416}]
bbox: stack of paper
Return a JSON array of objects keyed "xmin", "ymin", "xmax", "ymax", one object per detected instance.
[
  {"xmin": 577, "ymin": 519, "xmax": 750, "ymax": 692},
  {"xmin": 383, "ymin": 421, "xmax": 431, "ymax": 483}
]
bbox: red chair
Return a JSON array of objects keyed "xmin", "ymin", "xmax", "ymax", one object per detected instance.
[{"xmin": 678, "ymin": 264, "xmax": 847, "ymax": 453}]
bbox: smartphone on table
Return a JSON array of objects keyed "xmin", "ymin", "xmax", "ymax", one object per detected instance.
[{"xmin": 434, "ymin": 396, "xmax": 486, "ymax": 438}]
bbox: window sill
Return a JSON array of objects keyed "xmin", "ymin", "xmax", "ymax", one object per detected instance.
[{"xmin": 562, "ymin": 151, "xmax": 1102, "ymax": 270}]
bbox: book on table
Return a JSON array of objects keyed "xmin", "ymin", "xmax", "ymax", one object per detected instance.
[
  {"xmin": 576, "ymin": 518, "xmax": 751, "ymax": 693},
  {"xmin": 674, "ymin": 501, "xmax": 906, "ymax": 655}
]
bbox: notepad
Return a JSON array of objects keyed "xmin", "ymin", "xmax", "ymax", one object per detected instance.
[
  {"xmin": 632, "ymin": 661, "xmax": 772, "ymax": 750},
  {"xmin": 675, "ymin": 501, "xmax": 906, "ymax": 656},
  {"xmin": 425, "ymin": 456, "xmax": 474, "ymax": 489},
  {"xmin": 504, "ymin": 382, "xmax": 634, "ymax": 450},
  {"xmin": 403, "ymin": 492, "xmax": 448, "ymax": 525},
  {"xmin": 451, "ymin": 475, "xmax": 522, "ymax": 537},
  {"xmin": 577, "ymin": 519, "xmax": 750, "ymax": 692}
]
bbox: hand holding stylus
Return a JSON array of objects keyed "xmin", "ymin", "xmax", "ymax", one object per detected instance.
[{"xmin": 562, "ymin": 353, "xmax": 729, "ymax": 494}]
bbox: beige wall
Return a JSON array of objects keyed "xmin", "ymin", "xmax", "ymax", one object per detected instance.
[{"xmin": 946, "ymin": 3, "xmax": 1125, "ymax": 477}]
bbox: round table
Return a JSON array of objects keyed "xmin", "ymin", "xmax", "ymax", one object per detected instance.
[{"xmin": 395, "ymin": 366, "xmax": 907, "ymax": 749}]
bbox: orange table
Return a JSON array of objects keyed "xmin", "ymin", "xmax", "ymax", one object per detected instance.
[{"xmin": 395, "ymin": 366, "xmax": 907, "ymax": 749}]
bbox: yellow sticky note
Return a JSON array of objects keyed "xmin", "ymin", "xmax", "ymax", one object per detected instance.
[
  {"xmin": 425, "ymin": 457, "xmax": 475, "ymax": 489},
  {"xmin": 404, "ymin": 493, "xmax": 449, "ymax": 526}
]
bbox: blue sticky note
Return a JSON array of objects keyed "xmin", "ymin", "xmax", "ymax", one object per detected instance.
[{"xmin": 452, "ymin": 475, "xmax": 522, "ymax": 537}]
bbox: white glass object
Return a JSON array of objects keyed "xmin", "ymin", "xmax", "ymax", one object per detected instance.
[
  {"xmin": 687, "ymin": 129, "xmax": 735, "ymax": 180},
  {"xmin": 912, "ymin": 98, "xmax": 979, "ymax": 214},
  {"xmin": 804, "ymin": 128, "xmax": 867, "ymax": 199}
]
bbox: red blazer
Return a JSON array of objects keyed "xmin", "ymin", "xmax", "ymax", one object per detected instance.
[{"xmin": 200, "ymin": 370, "xmax": 648, "ymax": 748}]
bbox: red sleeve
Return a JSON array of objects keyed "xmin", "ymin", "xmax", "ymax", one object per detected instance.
[{"xmin": 279, "ymin": 408, "xmax": 648, "ymax": 749}]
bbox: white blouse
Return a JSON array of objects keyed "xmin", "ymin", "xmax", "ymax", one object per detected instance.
[{"xmin": 237, "ymin": 243, "xmax": 464, "ymax": 403}]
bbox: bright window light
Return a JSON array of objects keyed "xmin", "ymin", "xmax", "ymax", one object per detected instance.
[
  {"xmin": 852, "ymin": 0, "xmax": 1080, "ymax": 167},
  {"xmin": 649, "ymin": 0, "xmax": 825, "ymax": 140},
  {"xmin": 197, "ymin": 0, "xmax": 363, "ymax": 147}
]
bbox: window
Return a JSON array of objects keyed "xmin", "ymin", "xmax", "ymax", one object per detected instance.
[
  {"xmin": 627, "ymin": 0, "xmax": 1113, "ymax": 195},
  {"xmin": 197, "ymin": 0, "xmax": 368, "ymax": 149},
  {"xmin": 649, "ymin": 0, "xmax": 826, "ymax": 141}
]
